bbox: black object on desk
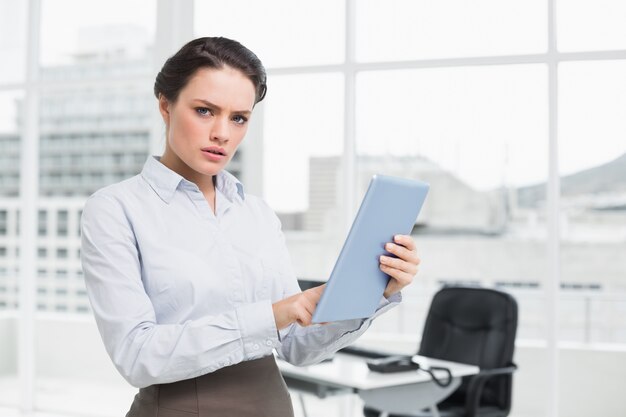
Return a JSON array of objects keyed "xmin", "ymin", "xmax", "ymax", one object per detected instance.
[
  {"xmin": 366, "ymin": 355, "xmax": 420, "ymax": 373},
  {"xmin": 338, "ymin": 345, "xmax": 394, "ymax": 359},
  {"xmin": 366, "ymin": 355, "xmax": 453, "ymax": 388}
]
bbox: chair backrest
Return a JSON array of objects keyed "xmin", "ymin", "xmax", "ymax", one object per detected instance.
[{"xmin": 418, "ymin": 286, "xmax": 518, "ymax": 409}]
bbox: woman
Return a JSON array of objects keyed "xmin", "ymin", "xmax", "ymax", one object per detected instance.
[{"xmin": 80, "ymin": 37, "xmax": 421, "ymax": 417}]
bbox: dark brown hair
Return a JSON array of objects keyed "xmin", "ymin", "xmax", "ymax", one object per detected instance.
[{"xmin": 154, "ymin": 37, "xmax": 267, "ymax": 105}]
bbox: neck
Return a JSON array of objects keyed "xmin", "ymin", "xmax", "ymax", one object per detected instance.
[{"xmin": 159, "ymin": 150, "xmax": 216, "ymax": 196}]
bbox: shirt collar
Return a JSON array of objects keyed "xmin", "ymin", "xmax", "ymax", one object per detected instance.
[
  {"xmin": 215, "ymin": 168, "xmax": 246, "ymax": 203},
  {"xmin": 141, "ymin": 155, "xmax": 245, "ymax": 204}
]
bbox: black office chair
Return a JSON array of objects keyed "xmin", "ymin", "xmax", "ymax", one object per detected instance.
[{"xmin": 364, "ymin": 286, "xmax": 518, "ymax": 417}]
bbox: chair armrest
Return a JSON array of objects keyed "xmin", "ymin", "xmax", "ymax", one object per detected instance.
[{"xmin": 465, "ymin": 363, "xmax": 517, "ymax": 417}]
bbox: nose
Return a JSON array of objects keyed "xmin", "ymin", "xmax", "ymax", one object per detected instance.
[{"xmin": 210, "ymin": 116, "xmax": 230, "ymax": 144}]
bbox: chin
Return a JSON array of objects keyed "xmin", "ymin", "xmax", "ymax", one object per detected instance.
[
  {"xmin": 197, "ymin": 161, "xmax": 225, "ymax": 176},
  {"xmin": 186, "ymin": 152, "xmax": 231, "ymax": 177},
  {"xmin": 197, "ymin": 166, "xmax": 222, "ymax": 177}
]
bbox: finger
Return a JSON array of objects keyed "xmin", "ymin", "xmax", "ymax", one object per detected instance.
[
  {"xmin": 304, "ymin": 285, "xmax": 325, "ymax": 303},
  {"xmin": 385, "ymin": 242, "xmax": 420, "ymax": 265},
  {"xmin": 311, "ymin": 283, "xmax": 326, "ymax": 295},
  {"xmin": 303, "ymin": 297, "xmax": 317, "ymax": 316},
  {"xmin": 295, "ymin": 305, "xmax": 313, "ymax": 326},
  {"xmin": 380, "ymin": 264, "xmax": 415, "ymax": 287},
  {"xmin": 304, "ymin": 284, "xmax": 325, "ymax": 296},
  {"xmin": 296, "ymin": 293, "xmax": 318, "ymax": 319},
  {"xmin": 381, "ymin": 262, "xmax": 416, "ymax": 283},
  {"xmin": 296, "ymin": 316, "xmax": 312, "ymax": 327},
  {"xmin": 394, "ymin": 234, "xmax": 416, "ymax": 252},
  {"xmin": 380, "ymin": 255, "xmax": 418, "ymax": 275}
]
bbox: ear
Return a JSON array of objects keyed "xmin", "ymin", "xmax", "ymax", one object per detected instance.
[{"xmin": 158, "ymin": 94, "xmax": 171, "ymax": 125}]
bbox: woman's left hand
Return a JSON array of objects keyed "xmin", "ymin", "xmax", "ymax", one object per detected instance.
[{"xmin": 379, "ymin": 234, "xmax": 420, "ymax": 298}]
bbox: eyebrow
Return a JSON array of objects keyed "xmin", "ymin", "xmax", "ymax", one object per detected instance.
[{"xmin": 193, "ymin": 99, "xmax": 252, "ymax": 115}]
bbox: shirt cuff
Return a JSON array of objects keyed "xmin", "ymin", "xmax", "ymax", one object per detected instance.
[
  {"xmin": 368, "ymin": 291, "xmax": 402, "ymax": 321},
  {"xmin": 236, "ymin": 300, "xmax": 280, "ymax": 360},
  {"xmin": 386, "ymin": 291, "xmax": 402, "ymax": 304},
  {"xmin": 378, "ymin": 291, "xmax": 402, "ymax": 308}
]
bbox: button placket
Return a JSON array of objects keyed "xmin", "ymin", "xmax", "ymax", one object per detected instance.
[{"xmin": 217, "ymin": 224, "xmax": 245, "ymax": 305}]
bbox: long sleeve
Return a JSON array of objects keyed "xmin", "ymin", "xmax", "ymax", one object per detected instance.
[
  {"xmin": 80, "ymin": 193, "xmax": 279, "ymax": 388},
  {"xmin": 277, "ymin": 292, "xmax": 401, "ymax": 366}
]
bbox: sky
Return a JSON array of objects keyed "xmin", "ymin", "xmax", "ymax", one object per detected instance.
[{"xmin": 1, "ymin": 0, "xmax": 625, "ymax": 212}]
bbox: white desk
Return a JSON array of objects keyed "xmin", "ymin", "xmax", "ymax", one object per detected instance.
[{"xmin": 278, "ymin": 353, "xmax": 479, "ymax": 417}]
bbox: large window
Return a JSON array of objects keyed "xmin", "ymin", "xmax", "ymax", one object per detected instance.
[
  {"xmin": 4, "ymin": 1, "xmax": 626, "ymax": 416},
  {"xmin": 356, "ymin": 64, "xmax": 549, "ymax": 339},
  {"xmin": 263, "ymin": 73, "xmax": 344, "ymax": 223},
  {"xmin": 558, "ymin": 0, "xmax": 626, "ymax": 52},
  {"xmin": 0, "ymin": 91, "xmax": 23, "ymax": 199},
  {"xmin": 197, "ymin": 1, "xmax": 626, "ymax": 352},
  {"xmin": 356, "ymin": 0, "xmax": 547, "ymax": 61},
  {"xmin": 7, "ymin": 1, "xmax": 157, "ymax": 415},
  {"xmin": 0, "ymin": 2, "xmax": 27, "ymax": 408},
  {"xmin": 0, "ymin": 90, "xmax": 23, "ymax": 408},
  {"xmin": 194, "ymin": 2, "xmax": 625, "ymax": 416},
  {"xmin": 194, "ymin": 0, "xmax": 345, "ymax": 68},
  {"xmin": 40, "ymin": 0, "xmax": 155, "ymax": 74},
  {"xmin": 558, "ymin": 60, "xmax": 626, "ymax": 343},
  {"xmin": 0, "ymin": 1, "xmax": 28, "ymax": 84}
]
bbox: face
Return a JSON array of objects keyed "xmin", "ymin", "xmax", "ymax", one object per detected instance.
[{"xmin": 158, "ymin": 66, "xmax": 256, "ymax": 188}]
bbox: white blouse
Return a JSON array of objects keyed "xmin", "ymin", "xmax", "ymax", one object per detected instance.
[{"xmin": 80, "ymin": 155, "xmax": 400, "ymax": 388}]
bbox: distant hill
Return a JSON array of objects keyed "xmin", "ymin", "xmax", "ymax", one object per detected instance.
[{"xmin": 517, "ymin": 153, "xmax": 626, "ymax": 207}]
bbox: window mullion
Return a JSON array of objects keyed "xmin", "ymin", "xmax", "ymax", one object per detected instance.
[
  {"xmin": 150, "ymin": 0, "xmax": 195, "ymax": 156},
  {"xmin": 342, "ymin": 0, "xmax": 357, "ymax": 234},
  {"xmin": 18, "ymin": 0, "xmax": 42, "ymax": 413},
  {"xmin": 547, "ymin": 0, "xmax": 560, "ymax": 416}
]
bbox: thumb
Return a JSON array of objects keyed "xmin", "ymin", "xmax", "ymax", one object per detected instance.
[
  {"xmin": 304, "ymin": 284, "xmax": 326, "ymax": 303},
  {"xmin": 313, "ymin": 283, "xmax": 326, "ymax": 293},
  {"xmin": 309, "ymin": 283, "xmax": 326, "ymax": 297}
]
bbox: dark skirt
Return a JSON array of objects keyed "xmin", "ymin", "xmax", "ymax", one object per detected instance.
[{"xmin": 125, "ymin": 355, "xmax": 294, "ymax": 417}]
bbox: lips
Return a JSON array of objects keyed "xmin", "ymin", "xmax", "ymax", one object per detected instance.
[{"xmin": 201, "ymin": 146, "xmax": 227, "ymax": 156}]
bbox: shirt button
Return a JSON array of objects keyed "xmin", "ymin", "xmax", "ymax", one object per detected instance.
[
  {"xmin": 265, "ymin": 340, "xmax": 273, "ymax": 346},
  {"xmin": 253, "ymin": 344, "xmax": 260, "ymax": 350}
]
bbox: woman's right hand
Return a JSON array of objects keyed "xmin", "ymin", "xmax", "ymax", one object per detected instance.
[{"xmin": 272, "ymin": 284, "xmax": 326, "ymax": 330}]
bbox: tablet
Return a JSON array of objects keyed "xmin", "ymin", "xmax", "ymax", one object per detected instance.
[{"xmin": 311, "ymin": 175, "xmax": 429, "ymax": 323}]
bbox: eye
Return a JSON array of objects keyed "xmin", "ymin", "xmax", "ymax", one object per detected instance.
[
  {"xmin": 195, "ymin": 107, "xmax": 213, "ymax": 117},
  {"xmin": 232, "ymin": 115, "xmax": 248, "ymax": 125}
]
